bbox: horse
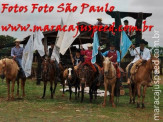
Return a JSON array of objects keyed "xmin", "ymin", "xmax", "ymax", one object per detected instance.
[
  {"xmin": 78, "ymin": 64, "xmax": 99, "ymax": 103},
  {"xmin": 126, "ymin": 57, "xmax": 158, "ymax": 108},
  {"xmin": 63, "ymin": 66, "xmax": 80, "ymax": 100},
  {"xmin": 102, "ymin": 57, "xmax": 116, "ymax": 107},
  {"xmin": 41, "ymin": 58, "xmax": 55, "ymax": 99},
  {"xmin": 0, "ymin": 58, "xmax": 26, "ymax": 100}
]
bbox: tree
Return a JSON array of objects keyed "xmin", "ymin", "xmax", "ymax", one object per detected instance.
[{"xmin": 0, "ymin": 35, "xmax": 16, "ymax": 58}]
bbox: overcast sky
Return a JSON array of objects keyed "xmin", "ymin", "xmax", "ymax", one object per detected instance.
[{"xmin": 0, "ymin": 0, "xmax": 162, "ymax": 47}]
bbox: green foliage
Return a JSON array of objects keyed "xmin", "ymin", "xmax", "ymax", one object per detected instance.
[{"xmin": 0, "ymin": 35, "xmax": 16, "ymax": 57}]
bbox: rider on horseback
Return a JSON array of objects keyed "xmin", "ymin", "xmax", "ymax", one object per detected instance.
[
  {"xmin": 127, "ymin": 39, "xmax": 151, "ymax": 84},
  {"xmin": 80, "ymin": 43, "xmax": 99, "ymax": 73},
  {"xmin": 11, "ymin": 39, "xmax": 25, "ymax": 77},
  {"xmin": 101, "ymin": 42, "xmax": 121, "ymax": 79}
]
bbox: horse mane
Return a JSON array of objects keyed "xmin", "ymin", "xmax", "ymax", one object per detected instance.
[{"xmin": 1, "ymin": 58, "xmax": 19, "ymax": 71}]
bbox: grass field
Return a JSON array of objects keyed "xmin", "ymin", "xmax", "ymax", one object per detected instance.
[{"xmin": 0, "ymin": 79, "xmax": 162, "ymax": 122}]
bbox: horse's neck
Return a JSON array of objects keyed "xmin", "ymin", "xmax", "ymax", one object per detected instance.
[
  {"xmin": 145, "ymin": 60, "xmax": 153, "ymax": 72},
  {"xmin": 109, "ymin": 63, "xmax": 116, "ymax": 77}
]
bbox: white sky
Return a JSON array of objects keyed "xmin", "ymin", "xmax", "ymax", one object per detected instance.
[{"xmin": 0, "ymin": 0, "xmax": 162, "ymax": 47}]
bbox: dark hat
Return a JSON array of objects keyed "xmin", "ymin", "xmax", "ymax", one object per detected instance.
[
  {"xmin": 76, "ymin": 49, "xmax": 80, "ymax": 53},
  {"xmin": 124, "ymin": 20, "xmax": 128, "ymax": 23},
  {"xmin": 140, "ymin": 39, "xmax": 148, "ymax": 45},
  {"xmin": 50, "ymin": 41, "xmax": 55, "ymax": 45},
  {"xmin": 110, "ymin": 41, "xmax": 116, "ymax": 47}
]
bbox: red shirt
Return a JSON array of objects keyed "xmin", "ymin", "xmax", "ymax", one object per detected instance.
[{"xmin": 81, "ymin": 50, "xmax": 92, "ymax": 63}]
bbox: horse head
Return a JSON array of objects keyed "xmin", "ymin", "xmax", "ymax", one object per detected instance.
[
  {"xmin": 0, "ymin": 59, "xmax": 6, "ymax": 79},
  {"xmin": 103, "ymin": 56, "xmax": 113, "ymax": 76}
]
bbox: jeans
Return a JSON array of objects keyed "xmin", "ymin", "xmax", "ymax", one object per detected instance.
[
  {"xmin": 15, "ymin": 58, "xmax": 25, "ymax": 76},
  {"xmin": 128, "ymin": 63, "xmax": 134, "ymax": 78}
]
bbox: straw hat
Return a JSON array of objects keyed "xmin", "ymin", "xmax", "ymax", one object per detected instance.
[
  {"xmin": 87, "ymin": 43, "xmax": 93, "ymax": 47},
  {"xmin": 97, "ymin": 18, "xmax": 102, "ymax": 21},
  {"xmin": 15, "ymin": 39, "xmax": 21, "ymax": 42}
]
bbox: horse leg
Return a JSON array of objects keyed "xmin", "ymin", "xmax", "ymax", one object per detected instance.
[
  {"xmin": 50, "ymin": 80, "xmax": 53, "ymax": 99},
  {"xmin": 11, "ymin": 80, "xmax": 16, "ymax": 100},
  {"xmin": 133, "ymin": 84, "xmax": 136, "ymax": 104},
  {"xmin": 6, "ymin": 80, "xmax": 10, "ymax": 100},
  {"xmin": 81, "ymin": 83, "xmax": 85, "ymax": 103},
  {"xmin": 17, "ymin": 79, "xmax": 19, "ymax": 98},
  {"xmin": 89, "ymin": 87, "xmax": 93, "ymax": 103},
  {"xmin": 42, "ymin": 81, "xmax": 47, "ymax": 99},
  {"xmin": 62, "ymin": 83, "xmax": 65, "ymax": 97},
  {"xmin": 102, "ymin": 81, "xmax": 108, "ymax": 107},
  {"xmin": 136, "ymin": 84, "xmax": 141, "ymax": 108},
  {"xmin": 78, "ymin": 85, "xmax": 80, "ymax": 98},
  {"xmin": 142, "ymin": 85, "xmax": 147, "ymax": 109},
  {"xmin": 129, "ymin": 84, "xmax": 133, "ymax": 104},
  {"xmin": 111, "ymin": 83, "xmax": 116, "ymax": 108},
  {"xmin": 69, "ymin": 85, "xmax": 72, "ymax": 100},
  {"xmin": 21, "ymin": 78, "xmax": 26, "ymax": 98},
  {"xmin": 53, "ymin": 82, "xmax": 57, "ymax": 95},
  {"xmin": 75, "ymin": 85, "xmax": 77, "ymax": 100}
]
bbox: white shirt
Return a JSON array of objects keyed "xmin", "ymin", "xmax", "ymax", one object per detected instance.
[{"xmin": 129, "ymin": 47, "xmax": 151, "ymax": 63}]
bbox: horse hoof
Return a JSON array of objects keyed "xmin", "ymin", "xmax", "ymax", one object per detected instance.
[
  {"xmin": 142, "ymin": 104, "xmax": 145, "ymax": 109},
  {"xmin": 137, "ymin": 103, "xmax": 140, "ymax": 108},
  {"xmin": 112, "ymin": 104, "xmax": 116, "ymax": 108},
  {"xmin": 102, "ymin": 103, "xmax": 106, "ymax": 107}
]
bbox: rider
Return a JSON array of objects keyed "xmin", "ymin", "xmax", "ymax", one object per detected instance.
[
  {"xmin": 11, "ymin": 39, "xmax": 25, "ymax": 77},
  {"xmin": 50, "ymin": 43, "xmax": 61, "ymax": 81},
  {"xmin": 100, "ymin": 42, "xmax": 121, "ymax": 79},
  {"xmin": 127, "ymin": 39, "xmax": 151, "ymax": 84},
  {"xmin": 80, "ymin": 43, "xmax": 97, "ymax": 73}
]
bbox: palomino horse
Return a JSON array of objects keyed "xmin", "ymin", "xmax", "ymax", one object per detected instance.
[
  {"xmin": 126, "ymin": 57, "xmax": 158, "ymax": 108},
  {"xmin": 103, "ymin": 57, "xmax": 116, "ymax": 107},
  {"xmin": 0, "ymin": 58, "xmax": 26, "ymax": 100},
  {"xmin": 41, "ymin": 58, "xmax": 55, "ymax": 99},
  {"xmin": 63, "ymin": 66, "xmax": 80, "ymax": 100}
]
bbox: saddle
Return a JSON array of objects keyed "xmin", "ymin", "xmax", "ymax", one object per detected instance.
[{"xmin": 130, "ymin": 59, "xmax": 143, "ymax": 75}]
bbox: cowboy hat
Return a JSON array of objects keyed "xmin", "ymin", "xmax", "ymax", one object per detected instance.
[
  {"xmin": 87, "ymin": 43, "xmax": 93, "ymax": 47},
  {"xmin": 110, "ymin": 41, "xmax": 116, "ymax": 47},
  {"xmin": 140, "ymin": 39, "xmax": 148, "ymax": 45},
  {"xmin": 97, "ymin": 18, "xmax": 102, "ymax": 21},
  {"xmin": 14, "ymin": 39, "xmax": 21, "ymax": 42}
]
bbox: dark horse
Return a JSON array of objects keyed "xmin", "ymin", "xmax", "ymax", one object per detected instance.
[
  {"xmin": 78, "ymin": 53, "xmax": 103, "ymax": 103},
  {"xmin": 41, "ymin": 58, "xmax": 55, "ymax": 99},
  {"xmin": 63, "ymin": 66, "xmax": 80, "ymax": 100}
]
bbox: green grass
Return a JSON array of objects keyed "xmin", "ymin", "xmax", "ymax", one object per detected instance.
[{"xmin": 0, "ymin": 80, "xmax": 163, "ymax": 122}]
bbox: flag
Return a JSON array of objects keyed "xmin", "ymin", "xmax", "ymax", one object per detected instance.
[
  {"xmin": 91, "ymin": 31, "xmax": 100, "ymax": 64},
  {"xmin": 51, "ymin": 46, "xmax": 60, "ymax": 63},
  {"xmin": 60, "ymin": 13, "xmax": 80, "ymax": 55},
  {"xmin": 56, "ymin": 18, "xmax": 64, "ymax": 48},
  {"xmin": 22, "ymin": 35, "xmax": 34, "ymax": 77},
  {"xmin": 50, "ymin": 18, "xmax": 64, "ymax": 63},
  {"xmin": 120, "ymin": 31, "xmax": 132, "ymax": 60},
  {"xmin": 33, "ymin": 31, "xmax": 45, "ymax": 56}
]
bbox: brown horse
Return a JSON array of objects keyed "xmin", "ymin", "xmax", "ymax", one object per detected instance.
[
  {"xmin": 41, "ymin": 58, "xmax": 55, "ymax": 99},
  {"xmin": 126, "ymin": 57, "xmax": 157, "ymax": 108},
  {"xmin": 103, "ymin": 57, "xmax": 116, "ymax": 107},
  {"xmin": 63, "ymin": 66, "xmax": 80, "ymax": 100},
  {"xmin": 78, "ymin": 64, "xmax": 99, "ymax": 103},
  {"xmin": 0, "ymin": 58, "xmax": 26, "ymax": 100}
]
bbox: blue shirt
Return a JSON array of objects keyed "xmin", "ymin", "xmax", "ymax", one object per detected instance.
[
  {"xmin": 11, "ymin": 46, "xmax": 24, "ymax": 59},
  {"xmin": 101, "ymin": 50, "xmax": 121, "ymax": 63}
]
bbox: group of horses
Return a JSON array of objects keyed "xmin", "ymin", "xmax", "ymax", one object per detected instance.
[{"xmin": 0, "ymin": 54, "xmax": 158, "ymax": 109}]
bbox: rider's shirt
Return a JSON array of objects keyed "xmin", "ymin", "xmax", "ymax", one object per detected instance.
[
  {"xmin": 11, "ymin": 46, "xmax": 24, "ymax": 59},
  {"xmin": 74, "ymin": 56, "xmax": 83, "ymax": 66},
  {"xmin": 102, "ymin": 50, "xmax": 120, "ymax": 63},
  {"xmin": 81, "ymin": 50, "xmax": 92, "ymax": 63},
  {"xmin": 129, "ymin": 47, "xmax": 151, "ymax": 63}
]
